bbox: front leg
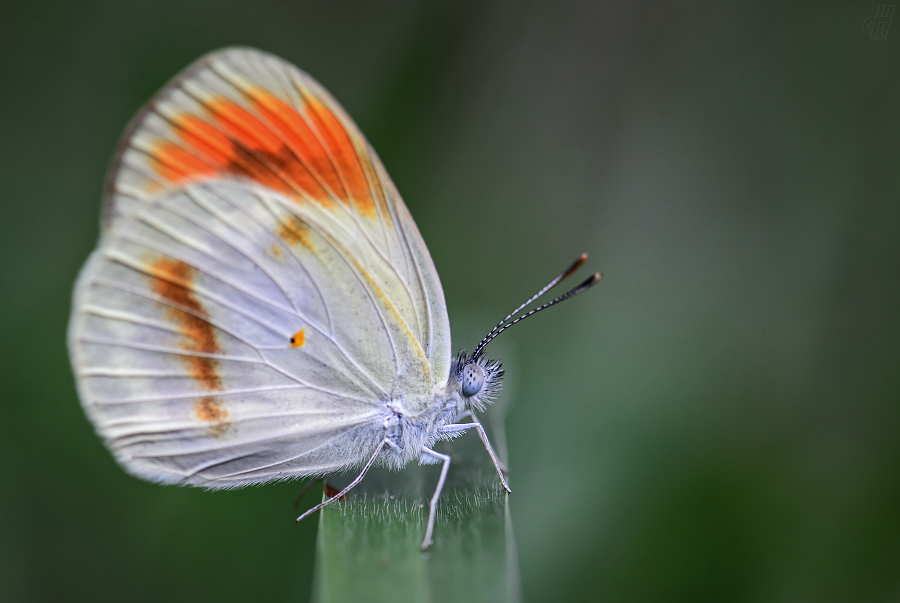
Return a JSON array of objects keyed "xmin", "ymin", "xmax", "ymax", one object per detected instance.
[
  {"xmin": 455, "ymin": 410, "xmax": 509, "ymax": 473},
  {"xmin": 437, "ymin": 420, "xmax": 511, "ymax": 493}
]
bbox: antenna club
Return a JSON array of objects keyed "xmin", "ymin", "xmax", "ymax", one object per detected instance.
[{"xmin": 562, "ymin": 253, "xmax": 589, "ymax": 279}]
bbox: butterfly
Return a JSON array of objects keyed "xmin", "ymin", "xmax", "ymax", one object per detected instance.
[{"xmin": 67, "ymin": 47, "xmax": 600, "ymax": 550}]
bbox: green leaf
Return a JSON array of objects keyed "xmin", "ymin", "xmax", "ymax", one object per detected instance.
[{"xmin": 310, "ymin": 401, "xmax": 520, "ymax": 602}]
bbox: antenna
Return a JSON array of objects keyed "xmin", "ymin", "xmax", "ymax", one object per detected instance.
[{"xmin": 472, "ymin": 254, "xmax": 601, "ymax": 359}]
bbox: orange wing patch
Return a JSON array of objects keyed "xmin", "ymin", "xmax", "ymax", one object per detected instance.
[
  {"xmin": 276, "ymin": 215, "xmax": 315, "ymax": 251},
  {"xmin": 149, "ymin": 90, "xmax": 383, "ymax": 221},
  {"xmin": 195, "ymin": 396, "xmax": 228, "ymax": 421},
  {"xmin": 147, "ymin": 258, "xmax": 230, "ymax": 436},
  {"xmin": 194, "ymin": 397, "xmax": 230, "ymax": 437},
  {"xmin": 290, "ymin": 328, "xmax": 305, "ymax": 348},
  {"xmin": 147, "ymin": 258, "xmax": 222, "ymax": 389}
]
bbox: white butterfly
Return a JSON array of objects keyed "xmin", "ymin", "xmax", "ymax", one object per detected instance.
[{"xmin": 67, "ymin": 48, "xmax": 599, "ymax": 550}]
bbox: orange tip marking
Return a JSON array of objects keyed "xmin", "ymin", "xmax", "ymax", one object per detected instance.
[
  {"xmin": 148, "ymin": 91, "xmax": 383, "ymax": 219},
  {"xmin": 304, "ymin": 97, "xmax": 375, "ymax": 217}
]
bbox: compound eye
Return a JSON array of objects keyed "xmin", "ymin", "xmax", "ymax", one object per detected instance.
[{"xmin": 460, "ymin": 363, "xmax": 485, "ymax": 397}]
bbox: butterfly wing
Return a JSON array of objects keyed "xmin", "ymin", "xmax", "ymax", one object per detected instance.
[{"xmin": 69, "ymin": 48, "xmax": 451, "ymax": 487}]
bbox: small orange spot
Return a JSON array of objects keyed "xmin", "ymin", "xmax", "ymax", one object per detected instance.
[
  {"xmin": 270, "ymin": 243, "xmax": 283, "ymax": 258},
  {"xmin": 276, "ymin": 215, "xmax": 314, "ymax": 250},
  {"xmin": 290, "ymin": 328, "xmax": 305, "ymax": 348}
]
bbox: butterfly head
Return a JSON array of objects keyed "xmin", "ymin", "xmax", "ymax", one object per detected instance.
[
  {"xmin": 461, "ymin": 363, "xmax": 484, "ymax": 397},
  {"xmin": 452, "ymin": 351, "xmax": 503, "ymax": 412}
]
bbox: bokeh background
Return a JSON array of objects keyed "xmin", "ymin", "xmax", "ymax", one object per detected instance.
[{"xmin": 1, "ymin": 1, "xmax": 898, "ymax": 601}]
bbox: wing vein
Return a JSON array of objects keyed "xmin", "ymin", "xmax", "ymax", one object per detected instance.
[
  {"xmin": 177, "ymin": 185, "xmax": 332, "ymax": 335},
  {"xmin": 110, "ymin": 234, "xmax": 297, "ymax": 316}
]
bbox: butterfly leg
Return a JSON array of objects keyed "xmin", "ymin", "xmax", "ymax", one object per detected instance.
[
  {"xmin": 437, "ymin": 422, "xmax": 511, "ymax": 493},
  {"xmin": 454, "ymin": 410, "xmax": 509, "ymax": 473},
  {"xmin": 420, "ymin": 447, "xmax": 451, "ymax": 551},
  {"xmin": 295, "ymin": 440, "xmax": 386, "ymax": 523}
]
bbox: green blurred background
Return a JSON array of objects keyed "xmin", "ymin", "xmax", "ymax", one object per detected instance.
[{"xmin": 1, "ymin": 1, "xmax": 898, "ymax": 601}]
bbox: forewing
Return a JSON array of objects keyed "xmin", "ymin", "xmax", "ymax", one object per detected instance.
[{"xmin": 104, "ymin": 47, "xmax": 451, "ymax": 391}]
